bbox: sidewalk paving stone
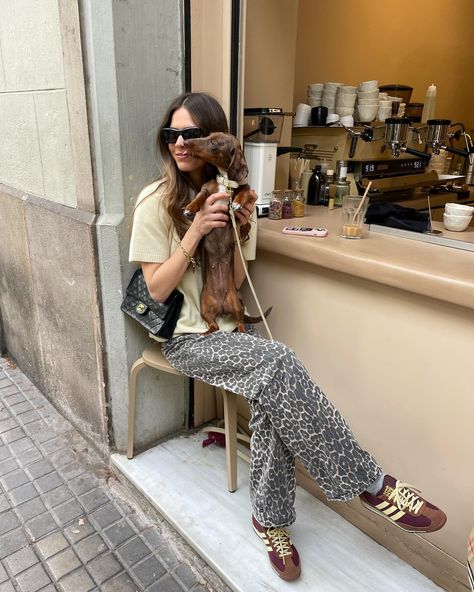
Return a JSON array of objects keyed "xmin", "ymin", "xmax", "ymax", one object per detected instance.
[
  {"xmin": 0, "ymin": 359, "xmax": 226, "ymax": 592},
  {"xmin": 57, "ymin": 567, "xmax": 95, "ymax": 592},
  {"xmin": 46, "ymin": 547, "xmax": 81, "ymax": 580},
  {"xmin": 3, "ymin": 547, "xmax": 39, "ymax": 576},
  {"xmin": 15, "ymin": 563, "xmax": 51, "ymax": 592}
]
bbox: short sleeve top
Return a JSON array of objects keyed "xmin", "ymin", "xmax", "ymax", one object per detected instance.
[{"xmin": 128, "ymin": 181, "xmax": 257, "ymax": 339}]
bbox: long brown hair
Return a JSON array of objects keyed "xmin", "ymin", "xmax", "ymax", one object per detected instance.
[{"xmin": 157, "ymin": 92, "xmax": 229, "ymax": 239}]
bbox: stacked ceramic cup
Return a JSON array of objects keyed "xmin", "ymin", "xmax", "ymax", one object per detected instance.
[
  {"xmin": 443, "ymin": 203, "xmax": 474, "ymax": 231},
  {"xmin": 377, "ymin": 92, "xmax": 393, "ymax": 122},
  {"xmin": 321, "ymin": 82, "xmax": 343, "ymax": 112},
  {"xmin": 356, "ymin": 80, "xmax": 379, "ymax": 122},
  {"xmin": 335, "ymin": 85, "xmax": 357, "ymax": 126},
  {"xmin": 307, "ymin": 83, "xmax": 323, "ymax": 107}
]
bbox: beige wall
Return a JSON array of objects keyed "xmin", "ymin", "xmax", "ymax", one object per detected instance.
[
  {"xmin": 294, "ymin": 0, "xmax": 474, "ymax": 130},
  {"xmin": 191, "ymin": 0, "xmax": 232, "ymax": 116},
  {"xmin": 244, "ymin": 0, "xmax": 299, "ymax": 189}
]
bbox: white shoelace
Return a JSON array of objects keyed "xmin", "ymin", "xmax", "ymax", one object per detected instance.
[
  {"xmin": 388, "ymin": 481, "xmax": 424, "ymax": 514},
  {"xmin": 266, "ymin": 527, "xmax": 292, "ymax": 558}
]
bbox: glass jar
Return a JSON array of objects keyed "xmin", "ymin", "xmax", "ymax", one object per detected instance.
[
  {"xmin": 268, "ymin": 190, "xmax": 283, "ymax": 220},
  {"xmin": 292, "ymin": 189, "xmax": 306, "ymax": 217},
  {"xmin": 282, "ymin": 190, "xmax": 293, "ymax": 219},
  {"xmin": 334, "ymin": 179, "xmax": 350, "ymax": 207}
]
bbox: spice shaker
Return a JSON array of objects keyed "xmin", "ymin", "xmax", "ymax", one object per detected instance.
[
  {"xmin": 268, "ymin": 190, "xmax": 283, "ymax": 220},
  {"xmin": 292, "ymin": 189, "xmax": 305, "ymax": 217},
  {"xmin": 282, "ymin": 190, "xmax": 293, "ymax": 219}
]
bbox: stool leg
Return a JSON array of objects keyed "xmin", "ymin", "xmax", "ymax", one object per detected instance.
[
  {"xmin": 221, "ymin": 388, "xmax": 237, "ymax": 492},
  {"xmin": 127, "ymin": 358, "xmax": 146, "ymax": 459}
]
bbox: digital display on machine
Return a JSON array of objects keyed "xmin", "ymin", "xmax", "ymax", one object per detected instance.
[{"xmin": 361, "ymin": 159, "xmax": 424, "ymax": 176}]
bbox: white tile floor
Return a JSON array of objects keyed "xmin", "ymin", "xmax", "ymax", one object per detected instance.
[{"xmin": 112, "ymin": 433, "xmax": 443, "ymax": 592}]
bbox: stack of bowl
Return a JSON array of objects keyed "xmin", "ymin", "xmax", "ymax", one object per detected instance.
[
  {"xmin": 322, "ymin": 82, "xmax": 343, "ymax": 112},
  {"xmin": 443, "ymin": 203, "xmax": 474, "ymax": 232},
  {"xmin": 307, "ymin": 83, "xmax": 323, "ymax": 107},
  {"xmin": 335, "ymin": 86, "xmax": 357, "ymax": 125},
  {"xmin": 356, "ymin": 80, "xmax": 379, "ymax": 122}
]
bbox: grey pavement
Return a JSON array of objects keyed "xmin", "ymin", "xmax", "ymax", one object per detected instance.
[{"xmin": 0, "ymin": 356, "xmax": 227, "ymax": 592}]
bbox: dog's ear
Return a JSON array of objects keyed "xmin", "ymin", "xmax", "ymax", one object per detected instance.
[{"xmin": 227, "ymin": 144, "xmax": 249, "ymax": 183}]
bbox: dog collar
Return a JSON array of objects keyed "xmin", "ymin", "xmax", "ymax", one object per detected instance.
[
  {"xmin": 216, "ymin": 174, "xmax": 239, "ymax": 190},
  {"xmin": 217, "ymin": 168, "xmax": 248, "ymax": 185}
]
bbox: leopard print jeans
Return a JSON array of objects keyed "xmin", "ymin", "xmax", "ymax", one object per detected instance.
[{"xmin": 162, "ymin": 328, "xmax": 382, "ymax": 528}]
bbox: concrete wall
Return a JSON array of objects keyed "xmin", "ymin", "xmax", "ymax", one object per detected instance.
[
  {"xmin": 0, "ymin": 0, "xmax": 188, "ymax": 454},
  {"xmin": 0, "ymin": 0, "xmax": 107, "ymax": 448},
  {"xmin": 82, "ymin": 0, "xmax": 189, "ymax": 452},
  {"xmin": 0, "ymin": 0, "xmax": 93, "ymax": 208}
]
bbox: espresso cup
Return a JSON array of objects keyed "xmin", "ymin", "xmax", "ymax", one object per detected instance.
[{"xmin": 310, "ymin": 106, "xmax": 328, "ymax": 126}]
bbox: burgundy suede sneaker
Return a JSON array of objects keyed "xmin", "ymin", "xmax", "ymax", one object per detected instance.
[
  {"xmin": 360, "ymin": 475, "xmax": 447, "ymax": 533},
  {"xmin": 252, "ymin": 516, "xmax": 301, "ymax": 581}
]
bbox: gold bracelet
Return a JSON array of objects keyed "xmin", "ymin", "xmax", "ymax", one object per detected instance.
[{"xmin": 178, "ymin": 243, "xmax": 196, "ymax": 271}]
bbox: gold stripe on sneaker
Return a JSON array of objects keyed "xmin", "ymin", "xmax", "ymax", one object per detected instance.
[
  {"xmin": 381, "ymin": 504, "xmax": 405, "ymax": 520},
  {"xmin": 376, "ymin": 501, "xmax": 389, "ymax": 510}
]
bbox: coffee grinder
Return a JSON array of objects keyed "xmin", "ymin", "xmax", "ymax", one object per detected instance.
[{"xmin": 243, "ymin": 108, "xmax": 285, "ymax": 216}]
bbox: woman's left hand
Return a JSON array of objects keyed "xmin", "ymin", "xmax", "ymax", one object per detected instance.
[{"xmin": 234, "ymin": 189, "xmax": 257, "ymax": 228}]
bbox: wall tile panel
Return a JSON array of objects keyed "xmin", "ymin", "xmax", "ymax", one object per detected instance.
[
  {"xmin": 0, "ymin": 0, "xmax": 64, "ymax": 91},
  {"xmin": 0, "ymin": 93, "xmax": 44, "ymax": 195},
  {"xmin": 34, "ymin": 90, "xmax": 77, "ymax": 207}
]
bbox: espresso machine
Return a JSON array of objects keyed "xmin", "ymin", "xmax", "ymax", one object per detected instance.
[{"xmin": 291, "ymin": 121, "xmax": 472, "ymax": 209}]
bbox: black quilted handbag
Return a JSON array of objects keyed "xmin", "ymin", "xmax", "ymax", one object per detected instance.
[{"xmin": 121, "ymin": 269, "xmax": 184, "ymax": 339}]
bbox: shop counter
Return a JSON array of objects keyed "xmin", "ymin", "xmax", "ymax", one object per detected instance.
[{"xmin": 240, "ymin": 206, "xmax": 474, "ymax": 591}]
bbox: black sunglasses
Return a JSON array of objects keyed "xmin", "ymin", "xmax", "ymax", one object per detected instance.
[{"xmin": 161, "ymin": 127, "xmax": 203, "ymax": 144}]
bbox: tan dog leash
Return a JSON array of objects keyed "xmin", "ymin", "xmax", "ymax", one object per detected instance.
[{"xmin": 226, "ymin": 191, "xmax": 274, "ymax": 341}]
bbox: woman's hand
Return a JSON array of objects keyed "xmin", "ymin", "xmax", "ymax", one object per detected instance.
[
  {"xmin": 190, "ymin": 192, "xmax": 229, "ymax": 237},
  {"xmin": 234, "ymin": 189, "xmax": 257, "ymax": 228}
]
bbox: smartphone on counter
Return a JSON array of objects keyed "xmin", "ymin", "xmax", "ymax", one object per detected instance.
[{"xmin": 282, "ymin": 226, "xmax": 328, "ymax": 237}]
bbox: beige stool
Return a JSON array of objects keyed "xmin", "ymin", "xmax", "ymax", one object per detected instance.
[{"xmin": 127, "ymin": 344, "xmax": 250, "ymax": 492}]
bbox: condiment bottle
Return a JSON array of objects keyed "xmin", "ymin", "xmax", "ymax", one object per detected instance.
[
  {"xmin": 268, "ymin": 190, "xmax": 283, "ymax": 220},
  {"xmin": 306, "ymin": 165, "xmax": 323, "ymax": 205},
  {"xmin": 336, "ymin": 160, "xmax": 348, "ymax": 181},
  {"xmin": 292, "ymin": 189, "xmax": 305, "ymax": 217},
  {"xmin": 282, "ymin": 190, "xmax": 293, "ymax": 219},
  {"xmin": 321, "ymin": 169, "xmax": 334, "ymax": 207}
]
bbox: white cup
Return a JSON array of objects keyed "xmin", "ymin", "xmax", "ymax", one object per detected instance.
[
  {"xmin": 340, "ymin": 115, "xmax": 354, "ymax": 127},
  {"xmin": 445, "ymin": 202, "xmax": 474, "ymax": 215},
  {"xmin": 326, "ymin": 113, "xmax": 340, "ymax": 124},
  {"xmin": 443, "ymin": 212, "xmax": 472, "ymax": 231},
  {"xmin": 294, "ymin": 103, "xmax": 311, "ymax": 126}
]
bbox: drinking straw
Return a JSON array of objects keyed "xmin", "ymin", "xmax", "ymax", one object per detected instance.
[{"xmin": 351, "ymin": 181, "xmax": 372, "ymax": 224}]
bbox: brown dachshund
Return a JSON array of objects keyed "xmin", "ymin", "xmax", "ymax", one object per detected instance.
[{"xmin": 183, "ymin": 132, "xmax": 270, "ymax": 334}]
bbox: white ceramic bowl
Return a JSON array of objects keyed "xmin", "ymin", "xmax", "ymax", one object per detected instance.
[
  {"xmin": 357, "ymin": 89, "xmax": 379, "ymax": 99},
  {"xmin": 445, "ymin": 203, "xmax": 474, "ymax": 215},
  {"xmin": 357, "ymin": 98, "xmax": 379, "ymax": 105},
  {"xmin": 358, "ymin": 80, "xmax": 378, "ymax": 91},
  {"xmin": 358, "ymin": 105, "xmax": 378, "ymax": 122},
  {"xmin": 443, "ymin": 212, "xmax": 472, "ymax": 231},
  {"xmin": 335, "ymin": 106, "xmax": 355, "ymax": 116},
  {"xmin": 377, "ymin": 108, "xmax": 392, "ymax": 122},
  {"xmin": 336, "ymin": 95, "xmax": 357, "ymax": 107},
  {"xmin": 339, "ymin": 85, "xmax": 357, "ymax": 94},
  {"xmin": 340, "ymin": 115, "xmax": 354, "ymax": 126}
]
